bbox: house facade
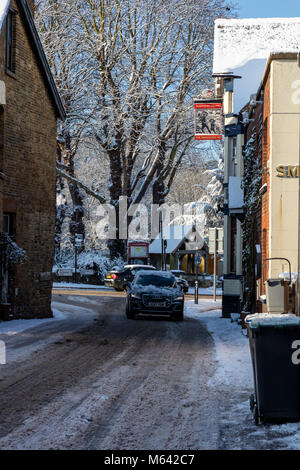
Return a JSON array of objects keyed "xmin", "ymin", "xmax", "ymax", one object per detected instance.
[
  {"xmin": 0, "ymin": 0, "xmax": 65, "ymax": 319},
  {"xmin": 149, "ymin": 224, "xmax": 208, "ymax": 280},
  {"xmin": 218, "ymin": 52, "xmax": 300, "ymax": 316}
]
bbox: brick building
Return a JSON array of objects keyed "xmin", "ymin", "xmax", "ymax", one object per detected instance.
[
  {"xmin": 243, "ymin": 53, "xmax": 300, "ymax": 313},
  {"xmin": 213, "ymin": 18, "xmax": 300, "ymax": 317},
  {"xmin": 0, "ymin": 0, "xmax": 65, "ymax": 319}
]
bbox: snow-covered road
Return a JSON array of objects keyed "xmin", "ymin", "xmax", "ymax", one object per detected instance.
[{"xmin": 0, "ymin": 295, "xmax": 299, "ymax": 450}]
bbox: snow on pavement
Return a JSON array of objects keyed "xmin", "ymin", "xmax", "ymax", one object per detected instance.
[
  {"xmin": 185, "ymin": 299, "xmax": 252, "ymax": 389},
  {"xmin": 0, "ymin": 307, "xmax": 66, "ymax": 336},
  {"xmin": 0, "ymin": 300, "xmax": 99, "ymax": 364},
  {"xmin": 53, "ymin": 282, "xmax": 112, "ymax": 290},
  {"xmin": 186, "ymin": 299, "xmax": 300, "ymax": 450},
  {"xmin": 187, "ymin": 286, "xmax": 222, "ymax": 296}
]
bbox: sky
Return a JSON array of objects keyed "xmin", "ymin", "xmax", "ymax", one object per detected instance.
[{"xmin": 236, "ymin": 0, "xmax": 300, "ymax": 18}]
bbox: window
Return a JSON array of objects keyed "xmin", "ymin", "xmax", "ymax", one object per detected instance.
[
  {"xmin": 3, "ymin": 213, "xmax": 16, "ymax": 237},
  {"xmin": 231, "ymin": 136, "xmax": 238, "ymax": 176},
  {"xmin": 5, "ymin": 11, "xmax": 16, "ymax": 74}
]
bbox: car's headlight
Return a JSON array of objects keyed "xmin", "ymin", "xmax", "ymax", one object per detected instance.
[
  {"xmin": 175, "ymin": 296, "xmax": 184, "ymax": 301},
  {"xmin": 131, "ymin": 293, "xmax": 141, "ymax": 299}
]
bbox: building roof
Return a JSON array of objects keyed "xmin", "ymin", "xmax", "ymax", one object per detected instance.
[
  {"xmin": 257, "ymin": 52, "xmax": 299, "ymax": 98},
  {"xmin": 0, "ymin": 0, "xmax": 65, "ymax": 120},
  {"xmin": 149, "ymin": 225, "xmax": 205, "ymax": 255},
  {"xmin": 213, "ymin": 17, "xmax": 300, "ymax": 113}
]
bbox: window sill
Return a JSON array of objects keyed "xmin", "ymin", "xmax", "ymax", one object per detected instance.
[{"xmin": 5, "ymin": 68, "xmax": 17, "ymax": 80}]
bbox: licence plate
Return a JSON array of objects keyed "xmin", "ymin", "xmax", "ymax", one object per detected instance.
[
  {"xmin": 148, "ymin": 302, "xmax": 166, "ymax": 307},
  {"xmin": 107, "ymin": 275, "xmax": 111, "ymax": 278}
]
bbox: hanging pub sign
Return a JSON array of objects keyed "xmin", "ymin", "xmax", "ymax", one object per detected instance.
[{"xmin": 194, "ymin": 99, "xmax": 223, "ymax": 141}]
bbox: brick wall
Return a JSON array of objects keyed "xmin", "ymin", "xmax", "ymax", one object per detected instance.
[
  {"xmin": 243, "ymin": 91, "xmax": 265, "ymax": 311},
  {"xmin": 0, "ymin": 0, "xmax": 58, "ymax": 318},
  {"xmin": 243, "ymin": 73, "xmax": 270, "ymax": 309}
]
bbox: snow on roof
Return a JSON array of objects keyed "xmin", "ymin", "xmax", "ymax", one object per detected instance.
[
  {"xmin": 149, "ymin": 225, "xmax": 204, "ymax": 255},
  {"xmin": 0, "ymin": 0, "xmax": 10, "ymax": 32},
  {"xmin": 213, "ymin": 17, "xmax": 300, "ymax": 112},
  {"xmin": 149, "ymin": 225, "xmax": 192, "ymax": 255}
]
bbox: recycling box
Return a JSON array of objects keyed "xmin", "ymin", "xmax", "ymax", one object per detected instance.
[
  {"xmin": 265, "ymin": 278, "xmax": 289, "ymax": 314},
  {"xmin": 246, "ymin": 313, "xmax": 300, "ymax": 424}
]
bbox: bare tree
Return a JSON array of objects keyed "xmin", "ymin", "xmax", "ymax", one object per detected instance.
[{"xmin": 36, "ymin": 0, "xmax": 232, "ymax": 258}]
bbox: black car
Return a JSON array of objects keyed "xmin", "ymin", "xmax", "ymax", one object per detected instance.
[
  {"xmin": 170, "ymin": 270, "xmax": 189, "ymax": 293},
  {"xmin": 104, "ymin": 264, "xmax": 156, "ymax": 291},
  {"xmin": 126, "ymin": 270, "xmax": 184, "ymax": 321}
]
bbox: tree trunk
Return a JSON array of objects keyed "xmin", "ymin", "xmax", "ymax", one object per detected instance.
[
  {"xmin": 60, "ymin": 136, "xmax": 85, "ymax": 252},
  {"xmin": 152, "ymin": 142, "xmax": 167, "ymax": 206},
  {"xmin": 108, "ymin": 149, "xmax": 127, "ymax": 260}
]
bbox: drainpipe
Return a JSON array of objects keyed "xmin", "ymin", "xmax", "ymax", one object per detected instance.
[
  {"xmin": 298, "ymin": 117, "xmax": 300, "ymax": 315},
  {"xmin": 236, "ymin": 133, "xmax": 244, "ymax": 276},
  {"xmin": 223, "ymin": 78, "xmax": 235, "ymax": 275},
  {"xmin": 298, "ymin": 53, "xmax": 300, "ymax": 315}
]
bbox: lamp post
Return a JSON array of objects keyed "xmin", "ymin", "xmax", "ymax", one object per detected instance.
[
  {"xmin": 74, "ymin": 233, "xmax": 83, "ymax": 283},
  {"xmin": 159, "ymin": 211, "xmax": 164, "ymax": 270}
]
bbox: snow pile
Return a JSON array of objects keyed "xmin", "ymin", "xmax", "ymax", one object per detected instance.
[
  {"xmin": 213, "ymin": 18, "xmax": 300, "ymax": 112},
  {"xmin": 52, "ymin": 283, "xmax": 112, "ymax": 290},
  {"xmin": 0, "ymin": 309, "xmax": 66, "ymax": 336},
  {"xmin": 278, "ymin": 272, "xmax": 298, "ymax": 284},
  {"xmin": 246, "ymin": 313, "xmax": 300, "ymax": 328}
]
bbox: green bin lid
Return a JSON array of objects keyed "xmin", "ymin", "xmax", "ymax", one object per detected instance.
[{"xmin": 246, "ymin": 313, "xmax": 300, "ymax": 329}]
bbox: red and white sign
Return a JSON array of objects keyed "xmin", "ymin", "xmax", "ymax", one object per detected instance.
[{"xmin": 194, "ymin": 100, "xmax": 223, "ymax": 141}]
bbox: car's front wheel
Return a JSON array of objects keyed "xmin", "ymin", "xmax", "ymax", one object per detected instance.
[
  {"xmin": 173, "ymin": 308, "xmax": 184, "ymax": 322},
  {"xmin": 115, "ymin": 286, "xmax": 124, "ymax": 292},
  {"xmin": 126, "ymin": 300, "xmax": 135, "ymax": 320}
]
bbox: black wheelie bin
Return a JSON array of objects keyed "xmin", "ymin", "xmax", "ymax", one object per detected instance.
[{"xmin": 246, "ymin": 313, "xmax": 300, "ymax": 425}]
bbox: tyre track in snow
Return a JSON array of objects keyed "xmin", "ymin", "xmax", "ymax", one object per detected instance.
[{"xmin": 0, "ymin": 295, "xmax": 220, "ymax": 449}]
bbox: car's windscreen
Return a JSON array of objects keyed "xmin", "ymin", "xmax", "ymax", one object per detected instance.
[
  {"xmin": 131, "ymin": 267, "xmax": 154, "ymax": 274},
  {"xmin": 136, "ymin": 274, "xmax": 176, "ymax": 287}
]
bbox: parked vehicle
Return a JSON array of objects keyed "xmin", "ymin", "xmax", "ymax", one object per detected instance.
[
  {"xmin": 105, "ymin": 264, "xmax": 156, "ymax": 291},
  {"xmin": 170, "ymin": 270, "xmax": 186, "ymax": 278},
  {"xmin": 126, "ymin": 270, "xmax": 184, "ymax": 321},
  {"xmin": 170, "ymin": 270, "xmax": 189, "ymax": 293}
]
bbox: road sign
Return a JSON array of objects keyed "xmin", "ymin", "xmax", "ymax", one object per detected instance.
[
  {"xmin": 75, "ymin": 234, "xmax": 84, "ymax": 247},
  {"xmin": 57, "ymin": 269, "xmax": 73, "ymax": 277},
  {"xmin": 209, "ymin": 227, "xmax": 224, "ymax": 302},
  {"xmin": 209, "ymin": 228, "xmax": 224, "ymax": 254},
  {"xmin": 195, "ymin": 253, "xmax": 203, "ymax": 265},
  {"xmin": 80, "ymin": 269, "xmax": 95, "ymax": 276}
]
